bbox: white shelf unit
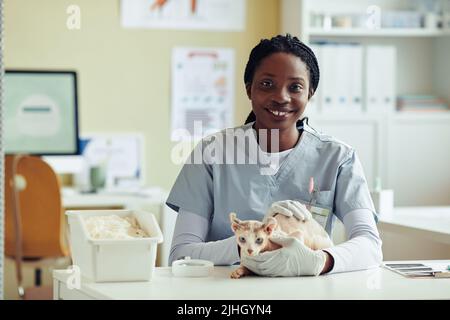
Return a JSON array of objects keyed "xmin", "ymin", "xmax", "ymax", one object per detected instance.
[
  {"xmin": 281, "ymin": 0, "xmax": 450, "ymax": 207},
  {"xmin": 309, "ymin": 27, "xmax": 449, "ymax": 37}
]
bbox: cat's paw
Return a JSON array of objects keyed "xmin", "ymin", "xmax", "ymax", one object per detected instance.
[{"xmin": 230, "ymin": 266, "xmax": 249, "ymax": 279}]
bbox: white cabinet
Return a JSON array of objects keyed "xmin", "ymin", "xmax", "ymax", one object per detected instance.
[
  {"xmin": 388, "ymin": 113, "xmax": 450, "ymax": 205},
  {"xmin": 308, "ymin": 114, "xmax": 385, "ymax": 188},
  {"xmin": 281, "ymin": 0, "xmax": 450, "ymax": 206}
]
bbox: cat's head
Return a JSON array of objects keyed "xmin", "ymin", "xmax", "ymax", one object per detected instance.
[{"xmin": 229, "ymin": 212, "xmax": 277, "ymax": 256}]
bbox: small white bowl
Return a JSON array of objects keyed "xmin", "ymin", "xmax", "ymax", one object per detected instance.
[{"xmin": 172, "ymin": 257, "xmax": 214, "ymax": 277}]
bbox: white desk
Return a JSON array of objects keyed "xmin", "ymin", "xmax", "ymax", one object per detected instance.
[
  {"xmin": 378, "ymin": 207, "xmax": 450, "ymax": 245},
  {"xmin": 53, "ymin": 260, "xmax": 450, "ymax": 300}
]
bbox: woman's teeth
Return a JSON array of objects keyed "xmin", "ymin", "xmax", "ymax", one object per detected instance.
[{"xmin": 268, "ymin": 109, "xmax": 288, "ymax": 117}]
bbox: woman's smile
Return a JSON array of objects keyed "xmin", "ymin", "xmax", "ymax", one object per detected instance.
[{"xmin": 265, "ymin": 107, "xmax": 296, "ymax": 119}]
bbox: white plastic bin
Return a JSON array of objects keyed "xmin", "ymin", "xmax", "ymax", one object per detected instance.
[{"xmin": 66, "ymin": 209, "xmax": 163, "ymax": 282}]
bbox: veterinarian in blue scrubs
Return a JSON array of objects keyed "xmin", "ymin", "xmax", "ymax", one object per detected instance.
[{"xmin": 166, "ymin": 34, "xmax": 382, "ymax": 276}]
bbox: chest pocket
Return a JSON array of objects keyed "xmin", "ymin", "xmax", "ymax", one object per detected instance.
[
  {"xmin": 315, "ymin": 190, "xmax": 334, "ymax": 210},
  {"xmin": 311, "ymin": 190, "xmax": 334, "ymax": 228}
]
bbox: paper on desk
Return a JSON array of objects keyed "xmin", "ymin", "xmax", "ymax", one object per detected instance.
[
  {"xmin": 80, "ymin": 134, "xmax": 144, "ymax": 190},
  {"xmin": 383, "ymin": 262, "xmax": 450, "ymax": 278},
  {"xmin": 82, "ymin": 136, "xmax": 140, "ymax": 177}
]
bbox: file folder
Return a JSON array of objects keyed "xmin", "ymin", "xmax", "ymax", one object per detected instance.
[{"xmin": 365, "ymin": 46, "xmax": 396, "ymax": 114}]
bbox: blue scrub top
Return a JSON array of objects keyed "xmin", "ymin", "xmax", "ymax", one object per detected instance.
[{"xmin": 166, "ymin": 121, "xmax": 377, "ymax": 241}]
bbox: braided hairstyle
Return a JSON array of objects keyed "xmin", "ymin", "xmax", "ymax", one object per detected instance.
[{"xmin": 244, "ymin": 34, "xmax": 320, "ymax": 125}]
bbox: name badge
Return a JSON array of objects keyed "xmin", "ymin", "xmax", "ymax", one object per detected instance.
[
  {"xmin": 307, "ymin": 204, "xmax": 331, "ymax": 229},
  {"xmin": 294, "ymin": 199, "xmax": 332, "ymax": 229}
]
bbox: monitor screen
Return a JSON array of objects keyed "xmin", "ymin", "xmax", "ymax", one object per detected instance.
[{"xmin": 4, "ymin": 70, "xmax": 79, "ymax": 155}]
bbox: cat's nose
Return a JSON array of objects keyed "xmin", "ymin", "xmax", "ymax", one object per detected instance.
[{"xmin": 247, "ymin": 249, "xmax": 253, "ymax": 255}]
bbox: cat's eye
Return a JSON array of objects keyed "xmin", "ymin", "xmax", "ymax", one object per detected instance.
[
  {"xmin": 255, "ymin": 237, "xmax": 263, "ymax": 244},
  {"xmin": 239, "ymin": 236, "xmax": 246, "ymax": 243}
]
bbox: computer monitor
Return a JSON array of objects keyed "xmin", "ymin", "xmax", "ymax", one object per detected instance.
[{"xmin": 4, "ymin": 70, "xmax": 79, "ymax": 155}]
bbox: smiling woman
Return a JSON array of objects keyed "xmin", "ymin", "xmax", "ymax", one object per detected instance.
[
  {"xmin": 243, "ymin": 34, "xmax": 320, "ymax": 151},
  {"xmin": 248, "ymin": 52, "xmax": 309, "ymax": 137},
  {"xmin": 166, "ymin": 34, "xmax": 383, "ymax": 278}
]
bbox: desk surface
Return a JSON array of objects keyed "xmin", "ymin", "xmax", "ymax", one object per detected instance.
[
  {"xmin": 53, "ymin": 260, "xmax": 450, "ymax": 300},
  {"xmin": 378, "ymin": 206, "xmax": 450, "ymax": 244}
]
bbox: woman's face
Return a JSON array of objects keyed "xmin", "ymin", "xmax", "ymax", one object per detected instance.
[{"xmin": 246, "ymin": 52, "xmax": 310, "ymax": 131}]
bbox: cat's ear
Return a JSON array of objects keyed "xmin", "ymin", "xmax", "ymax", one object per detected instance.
[
  {"xmin": 229, "ymin": 212, "xmax": 241, "ymax": 232},
  {"xmin": 263, "ymin": 217, "xmax": 277, "ymax": 235}
]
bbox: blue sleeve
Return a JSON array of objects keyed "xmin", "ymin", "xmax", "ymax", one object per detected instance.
[
  {"xmin": 166, "ymin": 140, "xmax": 214, "ymax": 219},
  {"xmin": 334, "ymin": 149, "xmax": 378, "ymax": 222}
]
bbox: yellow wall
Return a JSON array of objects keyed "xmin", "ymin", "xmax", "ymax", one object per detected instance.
[{"xmin": 5, "ymin": 0, "xmax": 280, "ymax": 190}]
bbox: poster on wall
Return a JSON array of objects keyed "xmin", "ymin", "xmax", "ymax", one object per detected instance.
[
  {"xmin": 171, "ymin": 47, "xmax": 235, "ymax": 141},
  {"xmin": 120, "ymin": 0, "xmax": 246, "ymax": 31}
]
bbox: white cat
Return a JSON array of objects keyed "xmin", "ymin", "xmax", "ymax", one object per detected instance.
[{"xmin": 229, "ymin": 211, "xmax": 333, "ymax": 279}]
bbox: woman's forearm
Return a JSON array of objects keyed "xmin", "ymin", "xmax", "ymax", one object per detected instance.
[
  {"xmin": 323, "ymin": 209, "xmax": 383, "ymax": 274},
  {"xmin": 170, "ymin": 236, "xmax": 240, "ymax": 266},
  {"xmin": 169, "ymin": 209, "xmax": 240, "ymax": 266}
]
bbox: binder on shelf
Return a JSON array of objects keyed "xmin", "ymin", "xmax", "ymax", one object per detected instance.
[
  {"xmin": 306, "ymin": 44, "xmax": 322, "ymax": 116},
  {"xmin": 333, "ymin": 45, "xmax": 349, "ymax": 114},
  {"xmin": 347, "ymin": 45, "xmax": 363, "ymax": 113},
  {"xmin": 320, "ymin": 44, "xmax": 338, "ymax": 114},
  {"xmin": 316, "ymin": 44, "xmax": 363, "ymax": 115},
  {"xmin": 365, "ymin": 45, "xmax": 397, "ymax": 114}
]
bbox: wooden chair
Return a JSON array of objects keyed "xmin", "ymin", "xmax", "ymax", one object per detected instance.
[{"xmin": 5, "ymin": 155, "xmax": 70, "ymax": 299}]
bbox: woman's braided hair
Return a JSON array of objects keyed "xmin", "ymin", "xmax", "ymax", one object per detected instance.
[{"xmin": 244, "ymin": 34, "xmax": 320, "ymax": 125}]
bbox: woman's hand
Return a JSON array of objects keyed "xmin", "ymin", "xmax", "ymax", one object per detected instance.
[
  {"xmin": 240, "ymin": 235, "xmax": 329, "ymax": 276},
  {"xmin": 266, "ymin": 200, "xmax": 312, "ymax": 222}
]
